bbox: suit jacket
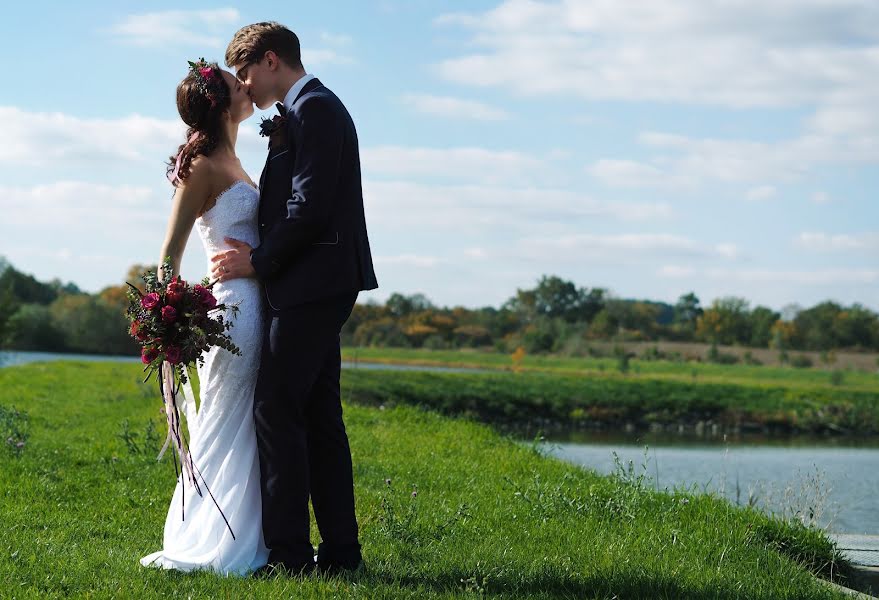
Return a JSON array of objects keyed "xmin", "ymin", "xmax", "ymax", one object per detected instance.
[{"xmin": 251, "ymin": 78, "xmax": 378, "ymax": 310}]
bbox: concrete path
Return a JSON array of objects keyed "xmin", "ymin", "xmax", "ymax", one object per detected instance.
[{"xmin": 831, "ymin": 534, "xmax": 879, "ymax": 598}]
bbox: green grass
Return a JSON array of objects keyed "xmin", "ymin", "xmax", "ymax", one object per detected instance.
[
  {"xmin": 0, "ymin": 361, "xmax": 851, "ymax": 599},
  {"xmin": 342, "ymin": 347, "xmax": 879, "ymax": 393},
  {"xmin": 343, "ymin": 366, "xmax": 879, "ymax": 436}
]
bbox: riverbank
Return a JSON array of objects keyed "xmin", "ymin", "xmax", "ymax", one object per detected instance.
[
  {"xmin": 0, "ymin": 361, "xmax": 851, "ymax": 598},
  {"xmin": 342, "ymin": 347, "xmax": 879, "ymax": 393},
  {"xmin": 343, "ymin": 368, "xmax": 879, "ymax": 436}
]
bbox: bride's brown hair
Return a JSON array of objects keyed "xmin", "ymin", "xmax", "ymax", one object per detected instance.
[{"xmin": 166, "ymin": 60, "xmax": 232, "ymax": 186}]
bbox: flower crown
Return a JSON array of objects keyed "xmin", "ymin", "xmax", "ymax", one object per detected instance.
[{"xmin": 187, "ymin": 58, "xmax": 227, "ymax": 107}]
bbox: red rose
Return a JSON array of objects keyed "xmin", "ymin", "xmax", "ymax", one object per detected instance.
[
  {"xmin": 129, "ymin": 320, "xmax": 149, "ymax": 342},
  {"xmin": 165, "ymin": 346, "xmax": 182, "ymax": 364},
  {"xmin": 141, "ymin": 292, "xmax": 161, "ymax": 310},
  {"xmin": 141, "ymin": 347, "xmax": 159, "ymax": 364},
  {"xmin": 161, "ymin": 305, "xmax": 178, "ymax": 324},
  {"xmin": 194, "ymin": 285, "xmax": 217, "ymax": 309},
  {"xmin": 166, "ymin": 276, "xmax": 186, "ymax": 304}
]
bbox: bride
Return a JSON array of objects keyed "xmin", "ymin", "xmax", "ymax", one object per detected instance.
[{"xmin": 139, "ymin": 59, "xmax": 269, "ymax": 575}]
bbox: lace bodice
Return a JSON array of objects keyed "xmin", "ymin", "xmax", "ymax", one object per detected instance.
[{"xmin": 195, "ymin": 180, "xmax": 260, "ymax": 259}]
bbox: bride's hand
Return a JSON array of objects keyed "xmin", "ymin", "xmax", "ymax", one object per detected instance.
[{"xmin": 211, "ymin": 238, "xmax": 256, "ymax": 282}]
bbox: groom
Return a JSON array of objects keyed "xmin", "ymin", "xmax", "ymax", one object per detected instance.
[{"xmin": 212, "ymin": 22, "xmax": 378, "ymax": 575}]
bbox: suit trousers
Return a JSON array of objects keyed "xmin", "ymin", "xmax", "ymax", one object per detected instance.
[{"xmin": 253, "ymin": 291, "xmax": 360, "ymax": 569}]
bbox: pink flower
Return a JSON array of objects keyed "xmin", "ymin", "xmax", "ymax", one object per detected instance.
[
  {"xmin": 141, "ymin": 347, "xmax": 159, "ymax": 364},
  {"xmin": 199, "ymin": 66, "xmax": 214, "ymax": 79},
  {"xmin": 161, "ymin": 305, "xmax": 178, "ymax": 324},
  {"xmin": 165, "ymin": 346, "xmax": 182, "ymax": 364},
  {"xmin": 141, "ymin": 292, "xmax": 160, "ymax": 310}
]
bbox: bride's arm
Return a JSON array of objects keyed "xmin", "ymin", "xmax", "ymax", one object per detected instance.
[{"xmin": 158, "ymin": 159, "xmax": 211, "ymax": 283}]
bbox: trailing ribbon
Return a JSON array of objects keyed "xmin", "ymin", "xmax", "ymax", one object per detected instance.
[{"xmin": 156, "ymin": 361, "xmax": 235, "ymax": 539}]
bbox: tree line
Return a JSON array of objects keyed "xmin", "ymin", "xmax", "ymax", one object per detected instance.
[{"xmin": 0, "ymin": 258, "xmax": 876, "ymax": 356}]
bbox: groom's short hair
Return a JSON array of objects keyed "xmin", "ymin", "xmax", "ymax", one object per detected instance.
[{"xmin": 226, "ymin": 22, "xmax": 302, "ymax": 70}]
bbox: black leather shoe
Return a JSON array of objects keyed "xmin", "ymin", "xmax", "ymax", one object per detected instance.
[
  {"xmin": 316, "ymin": 541, "xmax": 363, "ymax": 576},
  {"xmin": 252, "ymin": 560, "xmax": 316, "ymax": 579}
]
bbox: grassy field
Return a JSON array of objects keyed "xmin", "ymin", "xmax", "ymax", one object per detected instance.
[
  {"xmin": 0, "ymin": 361, "xmax": 852, "ymax": 599},
  {"xmin": 342, "ymin": 346, "xmax": 879, "ymax": 393},
  {"xmin": 342, "ymin": 369, "xmax": 879, "ymax": 435}
]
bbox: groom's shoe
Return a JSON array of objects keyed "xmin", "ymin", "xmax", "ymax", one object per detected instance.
[
  {"xmin": 316, "ymin": 541, "xmax": 363, "ymax": 576},
  {"xmin": 252, "ymin": 560, "xmax": 316, "ymax": 579}
]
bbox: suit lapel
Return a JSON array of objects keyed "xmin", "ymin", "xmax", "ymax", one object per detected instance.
[
  {"xmin": 257, "ymin": 80, "xmax": 322, "ymax": 213},
  {"xmin": 293, "ymin": 78, "xmax": 322, "ymax": 105}
]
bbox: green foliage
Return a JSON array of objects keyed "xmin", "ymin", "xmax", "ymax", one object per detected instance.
[
  {"xmin": 3, "ymin": 260, "xmax": 878, "ymax": 357},
  {"xmin": 791, "ymin": 355, "xmax": 814, "ymax": 369},
  {"xmin": 4, "ymin": 304, "xmax": 67, "ymax": 351},
  {"xmin": 343, "ymin": 368, "xmax": 879, "ymax": 435}
]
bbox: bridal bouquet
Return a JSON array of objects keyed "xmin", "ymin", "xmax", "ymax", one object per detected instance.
[
  {"xmin": 124, "ymin": 260, "xmax": 238, "ymax": 535},
  {"xmin": 126, "ymin": 259, "xmax": 240, "ymax": 380}
]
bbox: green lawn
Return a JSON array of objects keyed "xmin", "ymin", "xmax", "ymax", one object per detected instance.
[
  {"xmin": 0, "ymin": 361, "xmax": 850, "ymax": 599},
  {"xmin": 341, "ymin": 347, "xmax": 879, "ymax": 393}
]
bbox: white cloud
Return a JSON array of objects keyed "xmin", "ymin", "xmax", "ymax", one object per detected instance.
[
  {"xmin": 362, "ymin": 145, "xmax": 544, "ymax": 185},
  {"xmin": 795, "ymin": 232, "xmax": 879, "ymax": 252},
  {"xmin": 515, "ymin": 233, "xmax": 737, "ymax": 263},
  {"xmin": 811, "ymin": 191, "xmax": 833, "ymax": 205},
  {"xmin": 745, "ymin": 185, "xmax": 777, "ymax": 201},
  {"xmin": 587, "ymin": 159, "xmax": 691, "ymax": 189},
  {"xmin": 319, "ymin": 32, "xmax": 353, "ymax": 46},
  {"xmin": 0, "ymin": 106, "xmax": 183, "ymax": 167},
  {"xmin": 464, "ymin": 247, "xmax": 489, "ymax": 259},
  {"xmin": 107, "ymin": 9, "xmax": 240, "ymax": 48},
  {"xmin": 302, "ymin": 49, "xmax": 355, "ymax": 66},
  {"xmin": 658, "ymin": 265, "xmax": 696, "ymax": 278},
  {"xmin": 363, "ymin": 180, "xmax": 672, "ymax": 232},
  {"xmin": 589, "ymin": 122, "xmax": 878, "ymax": 189},
  {"xmin": 440, "ymin": 1, "xmax": 879, "ymax": 190},
  {"xmin": 661, "ymin": 264, "xmax": 879, "ymax": 286},
  {"xmin": 374, "ymin": 254, "xmax": 444, "ymax": 268},
  {"xmin": 705, "ymin": 267, "xmax": 879, "ymax": 286},
  {"xmin": 436, "ymin": 0, "xmax": 879, "ymax": 109},
  {"xmin": 0, "ymin": 105, "xmax": 270, "ymax": 173},
  {"xmin": 0, "ymin": 181, "xmax": 162, "ymax": 236},
  {"xmin": 401, "ymin": 94, "xmax": 511, "ymax": 121},
  {"xmin": 0, "ymin": 180, "xmax": 213, "ymax": 292}
]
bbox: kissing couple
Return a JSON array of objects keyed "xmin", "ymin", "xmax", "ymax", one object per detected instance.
[{"xmin": 139, "ymin": 21, "xmax": 378, "ymax": 577}]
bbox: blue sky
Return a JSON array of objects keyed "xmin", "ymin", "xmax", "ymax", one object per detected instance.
[{"xmin": 1, "ymin": 0, "xmax": 877, "ymax": 311}]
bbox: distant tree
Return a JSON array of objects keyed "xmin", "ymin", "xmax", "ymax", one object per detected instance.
[
  {"xmin": 452, "ymin": 325, "xmax": 492, "ymax": 348},
  {"xmin": 793, "ymin": 301, "xmax": 842, "ymax": 350},
  {"xmin": 748, "ymin": 306, "xmax": 780, "ymax": 348},
  {"xmin": 0, "ymin": 285, "xmax": 19, "ymax": 346},
  {"xmin": 386, "ymin": 293, "xmax": 434, "ymax": 318},
  {"xmin": 5, "ymin": 304, "xmax": 66, "ymax": 351},
  {"xmin": 506, "ymin": 276, "xmax": 605, "ymax": 324},
  {"xmin": 0, "ymin": 267, "xmax": 59, "ymax": 305},
  {"xmin": 673, "ymin": 292, "xmax": 703, "ymax": 330},
  {"xmin": 833, "ymin": 304, "xmax": 879, "ymax": 350},
  {"xmin": 696, "ymin": 297, "xmax": 751, "ymax": 345},
  {"xmin": 49, "ymin": 294, "xmax": 136, "ymax": 355},
  {"xmin": 124, "ymin": 264, "xmax": 158, "ymax": 294}
]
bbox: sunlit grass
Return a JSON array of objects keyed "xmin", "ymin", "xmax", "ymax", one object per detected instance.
[{"xmin": 0, "ymin": 361, "xmax": 850, "ymax": 599}]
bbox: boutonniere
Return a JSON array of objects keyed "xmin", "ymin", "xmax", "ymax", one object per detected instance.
[{"xmin": 259, "ymin": 102, "xmax": 288, "ymax": 149}]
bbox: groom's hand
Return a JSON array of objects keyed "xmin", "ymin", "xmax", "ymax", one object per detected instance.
[{"xmin": 210, "ymin": 238, "xmax": 256, "ymax": 282}]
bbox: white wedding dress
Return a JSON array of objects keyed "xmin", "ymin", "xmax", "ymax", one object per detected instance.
[{"xmin": 140, "ymin": 180, "xmax": 269, "ymax": 576}]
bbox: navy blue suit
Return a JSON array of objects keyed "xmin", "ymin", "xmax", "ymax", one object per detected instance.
[{"xmin": 250, "ymin": 78, "xmax": 376, "ymax": 571}]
